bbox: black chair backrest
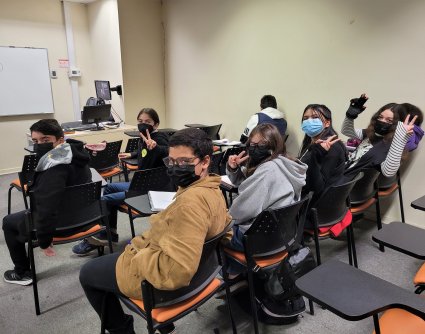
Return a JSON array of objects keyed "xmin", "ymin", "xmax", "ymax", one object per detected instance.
[
  {"xmin": 219, "ymin": 146, "xmax": 245, "ymax": 175},
  {"xmin": 126, "ymin": 166, "xmax": 176, "ymax": 198},
  {"xmin": 349, "ymin": 168, "xmax": 380, "ymax": 205},
  {"xmin": 198, "ymin": 124, "xmax": 222, "ymax": 140},
  {"xmin": 377, "ymin": 172, "xmax": 398, "ymax": 190},
  {"xmin": 29, "ymin": 181, "xmax": 103, "ymax": 232},
  {"xmin": 19, "ymin": 154, "xmax": 40, "ymax": 186},
  {"xmin": 145, "ymin": 223, "xmax": 232, "ymax": 308},
  {"xmin": 125, "ymin": 138, "xmax": 140, "ymax": 153},
  {"xmin": 244, "ymin": 195, "xmax": 311, "ymax": 257},
  {"xmin": 312, "ymin": 172, "xmax": 363, "ymax": 227},
  {"xmin": 210, "ymin": 151, "xmax": 224, "ymax": 174},
  {"xmin": 87, "ymin": 140, "xmax": 122, "ymax": 172}
]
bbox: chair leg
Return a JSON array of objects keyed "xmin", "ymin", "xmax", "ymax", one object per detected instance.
[
  {"xmin": 128, "ymin": 211, "xmax": 136, "ymax": 238},
  {"xmin": 346, "ymin": 226, "xmax": 353, "ymax": 266},
  {"xmin": 222, "ymin": 273, "xmax": 238, "ymax": 334},
  {"xmin": 375, "ymin": 199, "xmax": 384, "ymax": 252},
  {"xmin": 373, "ymin": 314, "xmax": 381, "ymax": 334},
  {"xmin": 349, "ymin": 224, "xmax": 358, "ymax": 268},
  {"xmin": 246, "ymin": 270, "xmax": 260, "ymax": 334},
  {"xmin": 397, "ymin": 181, "xmax": 405, "ymax": 223},
  {"xmin": 313, "ymin": 229, "xmax": 321, "ymax": 266},
  {"xmin": 8, "ymin": 186, "xmax": 13, "ymax": 215},
  {"xmin": 28, "ymin": 244, "xmax": 40, "ymax": 315},
  {"xmin": 309, "ymin": 299, "xmax": 315, "ymax": 315},
  {"xmin": 100, "ymin": 293, "xmax": 107, "ymax": 334}
]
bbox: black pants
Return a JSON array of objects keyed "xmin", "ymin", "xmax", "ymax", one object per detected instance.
[
  {"xmin": 79, "ymin": 253, "xmax": 134, "ymax": 334},
  {"xmin": 2, "ymin": 211, "xmax": 30, "ymax": 274}
]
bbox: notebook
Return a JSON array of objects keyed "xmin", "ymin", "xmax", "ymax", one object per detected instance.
[
  {"xmin": 148, "ymin": 191, "xmax": 176, "ymax": 212},
  {"xmin": 220, "ymin": 175, "xmax": 236, "ymax": 190}
]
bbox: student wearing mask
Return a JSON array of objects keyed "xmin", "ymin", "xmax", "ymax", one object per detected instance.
[
  {"xmin": 298, "ymin": 104, "xmax": 347, "ymax": 206},
  {"xmin": 79, "ymin": 128, "xmax": 230, "ymax": 334},
  {"xmin": 72, "ymin": 108, "xmax": 169, "ymax": 256},
  {"xmin": 225, "ymin": 123, "xmax": 307, "ymax": 275},
  {"xmin": 342, "ymin": 94, "xmax": 417, "ymax": 181},
  {"xmin": 3, "ymin": 119, "xmax": 91, "ymax": 285}
]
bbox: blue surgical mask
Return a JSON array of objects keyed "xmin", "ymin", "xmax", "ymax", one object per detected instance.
[{"xmin": 301, "ymin": 118, "xmax": 324, "ymax": 138}]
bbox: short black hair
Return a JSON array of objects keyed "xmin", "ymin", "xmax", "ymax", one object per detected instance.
[
  {"xmin": 137, "ymin": 108, "xmax": 160, "ymax": 125},
  {"xmin": 260, "ymin": 95, "xmax": 277, "ymax": 109},
  {"xmin": 169, "ymin": 128, "xmax": 213, "ymax": 159},
  {"xmin": 30, "ymin": 119, "xmax": 64, "ymax": 139}
]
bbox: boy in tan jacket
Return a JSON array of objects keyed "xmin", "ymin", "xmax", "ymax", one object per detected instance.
[{"xmin": 79, "ymin": 128, "xmax": 230, "ymax": 334}]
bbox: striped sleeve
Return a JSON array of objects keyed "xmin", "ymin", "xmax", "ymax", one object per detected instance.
[
  {"xmin": 341, "ymin": 117, "xmax": 363, "ymax": 140},
  {"xmin": 380, "ymin": 122, "xmax": 412, "ymax": 177}
]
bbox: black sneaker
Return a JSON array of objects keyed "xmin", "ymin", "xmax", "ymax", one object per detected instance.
[
  {"xmin": 4, "ymin": 270, "xmax": 33, "ymax": 286},
  {"xmin": 72, "ymin": 238, "xmax": 99, "ymax": 256},
  {"xmin": 87, "ymin": 230, "xmax": 119, "ymax": 247}
]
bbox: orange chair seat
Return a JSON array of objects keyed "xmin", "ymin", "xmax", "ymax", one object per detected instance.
[
  {"xmin": 414, "ymin": 263, "xmax": 425, "ymax": 286},
  {"xmin": 53, "ymin": 224, "xmax": 102, "ymax": 243},
  {"xmin": 350, "ymin": 198, "xmax": 376, "ymax": 214},
  {"xmin": 10, "ymin": 178, "xmax": 27, "ymax": 191},
  {"xmin": 129, "ymin": 277, "xmax": 222, "ymax": 323},
  {"xmin": 100, "ymin": 167, "xmax": 122, "ymax": 178},
  {"xmin": 378, "ymin": 183, "xmax": 398, "ymax": 197},
  {"xmin": 304, "ymin": 229, "xmax": 332, "ymax": 238},
  {"xmin": 373, "ymin": 308, "xmax": 425, "ymax": 334},
  {"xmin": 224, "ymin": 247, "xmax": 288, "ymax": 268},
  {"xmin": 118, "ymin": 204, "xmax": 141, "ymax": 216},
  {"xmin": 213, "ymin": 146, "xmax": 220, "ymax": 152},
  {"xmin": 125, "ymin": 164, "xmax": 138, "ymax": 171}
]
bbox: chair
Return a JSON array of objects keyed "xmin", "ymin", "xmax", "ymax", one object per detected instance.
[
  {"xmin": 378, "ymin": 170, "xmax": 405, "ymax": 223},
  {"xmin": 199, "ymin": 124, "xmax": 222, "ymax": 140},
  {"xmin": 26, "ymin": 181, "xmax": 112, "ymax": 315},
  {"xmin": 308, "ymin": 172, "xmax": 363, "ymax": 267},
  {"xmin": 121, "ymin": 138, "xmax": 140, "ymax": 182},
  {"xmin": 8, "ymin": 154, "xmax": 39, "ymax": 214},
  {"xmin": 224, "ymin": 195, "xmax": 311, "ymax": 334},
  {"xmin": 210, "ymin": 151, "xmax": 224, "ymax": 175},
  {"xmin": 87, "ymin": 140, "xmax": 123, "ymax": 182},
  {"xmin": 119, "ymin": 166, "xmax": 176, "ymax": 237},
  {"xmin": 101, "ymin": 224, "xmax": 237, "ymax": 334}
]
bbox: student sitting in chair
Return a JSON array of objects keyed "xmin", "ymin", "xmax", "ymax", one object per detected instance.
[
  {"xmin": 226, "ymin": 123, "xmax": 307, "ymax": 275},
  {"xmin": 2, "ymin": 119, "xmax": 91, "ymax": 286},
  {"xmin": 240, "ymin": 95, "xmax": 287, "ymax": 144},
  {"xmin": 72, "ymin": 108, "xmax": 169, "ymax": 256},
  {"xmin": 79, "ymin": 128, "xmax": 230, "ymax": 334}
]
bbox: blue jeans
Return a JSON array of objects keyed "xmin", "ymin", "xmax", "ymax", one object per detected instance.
[
  {"xmin": 226, "ymin": 225, "xmax": 246, "ymax": 275},
  {"xmin": 102, "ymin": 182, "xmax": 130, "ymax": 229}
]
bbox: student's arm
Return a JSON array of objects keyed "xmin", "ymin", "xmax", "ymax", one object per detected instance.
[
  {"xmin": 153, "ymin": 133, "xmax": 169, "ymax": 158},
  {"xmin": 33, "ymin": 165, "xmax": 68, "ymax": 249},
  {"xmin": 226, "ymin": 164, "xmax": 246, "ymax": 187},
  {"xmin": 240, "ymin": 114, "xmax": 259, "ymax": 143},
  {"xmin": 341, "ymin": 117, "xmax": 364, "ymax": 140},
  {"xmin": 380, "ymin": 122, "xmax": 411, "ymax": 177},
  {"xmin": 132, "ymin": 205, "xmax": 208, "ymax": 290}
]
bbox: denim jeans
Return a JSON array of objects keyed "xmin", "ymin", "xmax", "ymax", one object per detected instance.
[{"xmin": 102, "ymin": 182, "xmax": 130, "ymax": 229}]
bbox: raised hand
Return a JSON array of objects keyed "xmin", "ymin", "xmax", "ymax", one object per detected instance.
[
  {"xmin": 315, "ymin": 135, "xmax": 341, "ymax": 152},
  {"xmin": 403, "ymin": 114, "xmax": 418, "ymax": 135},
  {"xmin": 140, "ymin": 129, "xmax": 157, "ymax": 150},
  {"xmin": 228, "ymin": 151, "xmax": 249, "ymax": 169},
  {"xmin": 346, "ymin": 93, "xmax": 368, "ymax": 119}
]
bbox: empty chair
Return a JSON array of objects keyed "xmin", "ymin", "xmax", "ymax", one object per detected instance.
[
  {"xmin": 87, "ymin": 140, "xmax": 123, "ymax": 182},
  {"xmin": 198, "ymin": 124, "xmax": 222, "ymax": 140}
]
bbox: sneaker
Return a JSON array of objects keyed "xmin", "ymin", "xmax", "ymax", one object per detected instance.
[
  {"xmin": 4, "ymin": 270, "xmax": 33, "ymax": 286},
  {"xmin": 72, "ymin": 238, "xmax": 99, "ymax": 256},
  {"xmin": 87, "ymin": 230, "xmax": 119, "ymax": 247}
]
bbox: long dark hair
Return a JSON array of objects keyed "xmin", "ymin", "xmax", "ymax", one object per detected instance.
[
  {"xmin": 364, "ymin": 103, "xmax": 400, "ymax": 143},
  {"xmin": 299, "ymin": 104, "xmax": 341, "ymax": 157},
  {"xmin": 245, "ymin": 123, "xmax": 286, "ymax": 176}
]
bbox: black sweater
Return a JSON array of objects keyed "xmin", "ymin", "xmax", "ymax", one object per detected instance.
[{"xmin": 130, "ymin": 131, "xmax": 169, "ymax": 170}]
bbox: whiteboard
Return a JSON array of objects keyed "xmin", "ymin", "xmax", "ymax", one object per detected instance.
[{"xmin": 0, "ymin": 46, "xmax": 54, "ymax": 116}]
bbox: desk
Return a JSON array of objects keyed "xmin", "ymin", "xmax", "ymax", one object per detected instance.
[
  {"xmin": 124, "ymin": 128, "xmax": 179, "ymax": 138},
  {"xmin": 296, "ymin": 260, "xmax": 425, "ymax": 333},
  {"xmin": 372, "ymin": 222, "xmax": 425, "ymax": 259},
  {"xmin": 124, "ymin": 194, "xmax": 155, "ymax": 216},
  {"xmin": 411, "ymin": 195, "xmax": 425, "ymax": 211},
  {"xmin": 185, "ymin": 123, "xmax": 208, "ymax": 128}
]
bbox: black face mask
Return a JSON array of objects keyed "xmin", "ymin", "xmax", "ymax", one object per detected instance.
[
  {"xmin": 138, "ymin": 123, "xmax": 154, "ymax": 136},
  {"xmin": 167, "ymin": 165, "xmax": 200, "ymax": 188},
  {"xmin": 374, "ymin": 120, "xmax": 393, "ymax": 136},
  {"xmin": 34, "ymin": 142, "xmax": 54, "ymax": 158},
  {"xmin": 247, "ymin": 146, "xmax": 271, "ymax": 167}
]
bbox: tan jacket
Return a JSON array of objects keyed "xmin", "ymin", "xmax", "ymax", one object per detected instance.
[{"xmin": 116, "ymin": 175, "xmax": 231, "ymax": 299}]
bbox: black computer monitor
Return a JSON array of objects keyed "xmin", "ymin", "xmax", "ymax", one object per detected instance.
[
  {"xmin": 95, "ymin": 80, "xmax": 112, "ymax": 101},
  {"xmin": 81, "ymin": 104, "xmax": 112, "ymax": 131}
]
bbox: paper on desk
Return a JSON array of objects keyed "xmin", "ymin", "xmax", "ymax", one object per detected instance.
[
  {"xmin": 148, "ymin": 191, "xmax": 176, "ymax": 212},
  {"xmin": 220, "ymin": 175, "xmax": 236, "ymax": 189},
  {"xmin": 213, "ymin": 139, "xmax": 241, "ymax": 146}
]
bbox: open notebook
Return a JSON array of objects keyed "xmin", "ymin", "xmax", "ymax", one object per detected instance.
[
  {"xmin": 220, "ymin": 175, "xmax": 236, "ymax": 190},
  {"xmin": 148, "ymin": 191, "xmax": 176, "ymax": 212}
]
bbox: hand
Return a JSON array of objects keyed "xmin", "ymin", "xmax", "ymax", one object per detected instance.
[
  {"xmin": 118, "ymin": 152, "xmax": 131, "ymax": 159},
  {"xmin": 41, "ymin": 245, "xmax": 56, "ymax": 257},
  {"xmin": 228, "ymin": 151, "xmax": 249, "ymax": 169},
  {"xmin": 403, "ymin": 114, "xmax": 418, "ymax": 135},
  {"xmin": 140, "ymin": 130, "xmax": 157, "ymax": 150},
  {"xmin": 346, "ymin": 93, "xmax": 368, "ymax": 119},
  {"xmin": 315, "ymin": 135, "xmax": 341, "ymax": 152}
]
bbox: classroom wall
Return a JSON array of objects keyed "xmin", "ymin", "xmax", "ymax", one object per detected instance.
[
  {"xmin": 161, "ymin": 0, "xmax": 425, "ymax": 227},
  {"xmin": 117, "ymin": 0, "xmax": 165, "ymax": 127}
]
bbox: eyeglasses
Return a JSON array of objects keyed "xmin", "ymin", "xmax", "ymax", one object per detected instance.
[
  {"xmin": 247, "ymin": 142, "xmax": 268, "ymax": 149},
  {"xmin": 163, "ymin": 156, "xmax": 199, "ymax": 168}
]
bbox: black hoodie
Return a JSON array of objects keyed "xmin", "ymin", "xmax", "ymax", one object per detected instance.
[{"xmin": 28, "ymin": 139, "xmax": 91, "ymax": 248}]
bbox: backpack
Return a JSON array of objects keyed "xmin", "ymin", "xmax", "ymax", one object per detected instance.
[{"xmin": 257, "ymin": 112, "xmax": 287, "ymax": 135}]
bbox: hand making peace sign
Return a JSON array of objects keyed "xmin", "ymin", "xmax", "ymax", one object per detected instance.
[
  {"xmin": 403, "ymin": 114, "xmax": 418, "ymax": 135},
  {"xmin": 140, "ymin": 129, "xmax": 157, "ymax": 150},
  {"xmin": 228, "ymin": 150, "xmax": 249, "ymax": 169},
  {"xmin": 315, "ymin": 135, "xmax": 341, "ymax": 152}
]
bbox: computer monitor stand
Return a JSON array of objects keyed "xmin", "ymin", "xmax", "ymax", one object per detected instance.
[{"xmin": 89, "ymin": 121, "xmax": 105, "ymax": 131}]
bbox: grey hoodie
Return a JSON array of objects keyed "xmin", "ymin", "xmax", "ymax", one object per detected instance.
[{"xmin": 227, "ymin": 156, "xmax": 307, "ymax": 233}]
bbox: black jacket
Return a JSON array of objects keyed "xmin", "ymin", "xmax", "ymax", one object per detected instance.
[
  {"xmin": 28, "ymin": 139, "xmax": 91, "ymax": 248},
  {"xmin": 130, "ymin": 131, "xmax": 169, "ymax": 170}
]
